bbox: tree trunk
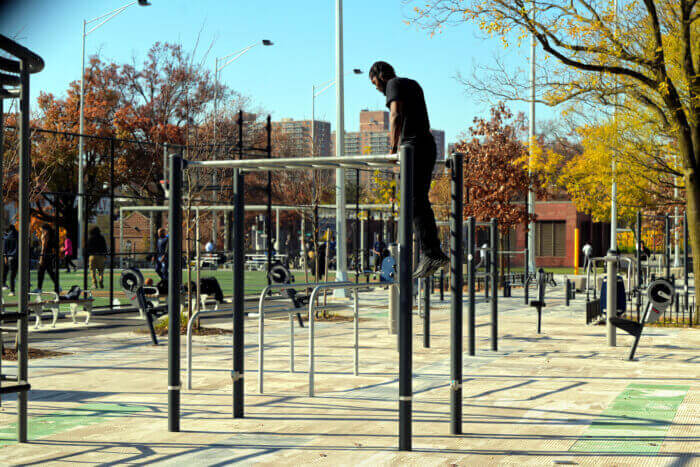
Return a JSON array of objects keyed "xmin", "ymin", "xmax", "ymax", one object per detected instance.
[{"xmin": 685, "ymin": 169, "xmax": 700, "ymax": 325}]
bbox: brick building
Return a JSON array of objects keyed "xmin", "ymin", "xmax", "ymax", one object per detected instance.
[{"xmin": 506, "ymin": 200, "xmax": 610, "ymax": 268}]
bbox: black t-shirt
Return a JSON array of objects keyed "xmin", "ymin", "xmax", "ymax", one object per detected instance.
[{"xmin": 385, "ymin": 77, "xmax": 432, "ymax": 144}]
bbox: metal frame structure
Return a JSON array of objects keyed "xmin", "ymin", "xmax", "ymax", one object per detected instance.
[
  {"xmin": 167, "ymin": 144, "xmax": 420, "ymax": 448},
  {"xmin": 0, "ymin": 34, "xmax": 44, "ymax": 443}
]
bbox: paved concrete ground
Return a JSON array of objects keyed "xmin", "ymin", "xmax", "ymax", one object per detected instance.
[{"xmin": 0, "ymin": 283, "xmax": 698, "ymax": 465}]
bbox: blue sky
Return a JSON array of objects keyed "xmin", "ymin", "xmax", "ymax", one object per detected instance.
[{"xmin": 1, "ymin": 0, "xmax": 554, "ymax": 145}]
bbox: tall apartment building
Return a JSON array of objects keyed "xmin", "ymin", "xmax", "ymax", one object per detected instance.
[
  {"xmin": 333, "ymin": 110, "xmax": 445, "ymax": 158},
  {"xmin": 271, "ymin": 118, "xmax": 331, "ymax": 157}
]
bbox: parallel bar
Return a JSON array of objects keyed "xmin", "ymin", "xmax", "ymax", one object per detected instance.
[
  {"xmin": 467, "ymin": 216, "xmax": 476, "ymax": 356},
  {"xmin": 449, "ymin": 153, "xmax": 464, "ymax": 434},
  {"xmin": 491, "ymin": 217, "xmax": 498, "ymax": 351},
  {"xmin": 185, "ymin": 154, "xmax": 399, "ymax": 171},
  {"xmin": 398, "ymin": 144, "xmax": 414, "ymax": 451},
  {"xmin": 232, "ymin": 168, "xmax": 245, "ymax": 418},
  {"xmin": 167, "ymin": 148, "xmax": 182, "ymax": 432}
]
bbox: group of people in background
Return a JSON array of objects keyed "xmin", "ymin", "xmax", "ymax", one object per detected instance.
[{"xmin": 1, "ymin": 223, "xmax": 109, "ymax": 294}]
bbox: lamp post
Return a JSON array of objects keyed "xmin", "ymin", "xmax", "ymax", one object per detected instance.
[
  {"xmin": 78, "ymin": 0, "xmax": 151, "ymax": 263},
  {"xmin": 212, "ymin": 40, "xmax": 273, "ymax": 243},
  {"xmin": 311, "ymin": 69, "xmax": 362, "ymax": 158},
  {"xmin": 527, "ymin": 1, "xmax": 536, "ymax": 273},
  {"xmin": 607, "ymin": 0, "xmax": 619, "ymax": 347},
  {"xmin": 335, "ymin": 0, "xmax": 349, "ymax": 296}
]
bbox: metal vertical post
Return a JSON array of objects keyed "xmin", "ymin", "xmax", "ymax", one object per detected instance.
[
  {"xmin": 449, "ymin": 152, "xmax": 463, "ymax": 434},
  {"xmin": 636, "ymin": 211, "xmax": 642, "ymax": 320},
  {"xmin": 467, "ymin": 217, "xmax": 476, "ymax": 356},
  {"xmin": 83, "ymin": 173, "xmax": 89, "ymax": 295},
  {"xmin": 606, "ymin": 249, "xmax": 617, "ymax": 346},
  {"xmin": 167, "ymin": 149, "xmax": 183, "ymax": 432},
  {"xmin": 17, "ymin": 60, "xmax": 30, "ymax": 443},
  {"xmin": 334, "ymin": 0, "xmax": 349, "ymax": 293},
  {"xmin": 266, "ymin": 116, "xmax": 272, "ymax": 281},
  {"xmin": 524, "ymin": 224, "xmax": 530, "ymax": 305},
  {"xmin": 109, "ymin": 137, "xmax": 115, "ymax": 309},
  {"xmin": 491, "ymin": 218, "xmax": 498, "ymax": 351},
  {"xmin": 398, "ymin": 144, "xmax": 414, "ymax": 451},
  {"xmin": 423, "ymin": 277, "xmax": 431, "ymax": 348},
  {"xmin": 232, "ymin": 167, "xmax": 245, "ymax": 418},
  {"xmin": 665, "ymin": 214, "xmax": 670, "ymax": 278},
  {"xmin": 684, "ymin": 212, "xmax": 689, "ymax": 314}
]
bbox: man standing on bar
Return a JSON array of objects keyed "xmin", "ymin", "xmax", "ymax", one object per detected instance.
[{"xmin": 369, "ymin": 61, "xmax": 449, "ymax": 278}]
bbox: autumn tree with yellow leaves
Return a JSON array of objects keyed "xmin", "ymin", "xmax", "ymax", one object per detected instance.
[{"xmin": 412, "ymin": 0, "xmax": 700, "ymax": 306}]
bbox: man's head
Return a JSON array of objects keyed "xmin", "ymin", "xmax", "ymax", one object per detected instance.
[
  {"xmin": 369, "ymin": 61, "xmax": 396, "ymax": 95},
  {"xmin": 158, "ymin": 228, "xmax": 167, "ymax": 238},
  {"xmin": 7, "ymin": 224, "xmax": 16, "ymax": 233}
]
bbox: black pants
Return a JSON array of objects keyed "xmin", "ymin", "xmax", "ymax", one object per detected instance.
[
  {"xmin": 410, "ymin": 138, "xmax": 441, "ymax": 257},
  {"xmin": 64, "ymin": 254, "xmax": 77, "ymax": 272},
  {"xmin": 38, "ymin": 256, "xmax": 59, "ymax": 290},
  {"xmin": 3, "ymin": 256, "xmax": 17, "ymax": 292}
]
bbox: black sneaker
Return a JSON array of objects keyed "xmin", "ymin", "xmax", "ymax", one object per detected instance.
[{"xmin": 412, "ymin": 252, "xmax": 449, "ymax": 279}]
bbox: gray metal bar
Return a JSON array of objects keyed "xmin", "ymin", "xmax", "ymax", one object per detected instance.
[
  {"xmin": 167, "ymin": 148, "xmax": 183, "ymax": 432},
  {"xmin": 491, "ymin": 218, "xmax": 498, "ymax": 351},
  {"xmin": 16, "ymin": 59, "xmax": 31, "ymax": 443},
  {"xmin": 449, "ymin": 152, "xmax": 463, "ymax": 434},
  {"xmin": 468, "ymin": 217, "xmax": 476, "ymax": 356},
  {"xmin": 398, "ymin": 144, "xmax": 413, "ymax": 451},
  {"xmin": 232, "ymin": 168, "xmax": 245, "ymax": 418},
  {"xmin": 184, "ymin": 154, "xmax": 399, "ymax": 170}
]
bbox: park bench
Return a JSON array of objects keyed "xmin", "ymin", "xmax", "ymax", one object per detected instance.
[
  {"xmin": 28, "ymin": 291, "xmax": 93, "ymax": 328},
  {"xmin": 528, "ymin": 268, "xmax": 547, "ymax": 333}
]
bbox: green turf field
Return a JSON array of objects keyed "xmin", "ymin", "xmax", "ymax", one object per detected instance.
[{"xmin": 1, "ymin": 268, "xmax": 334, "ymax": 309}]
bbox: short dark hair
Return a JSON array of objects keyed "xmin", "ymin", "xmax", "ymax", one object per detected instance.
[{"xmin": 369, "ymin": 61, "xmax": 396, "ymax": 81}]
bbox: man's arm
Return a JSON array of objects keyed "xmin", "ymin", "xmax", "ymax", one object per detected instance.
[{"xmin": 389, "ymin": 100, "xmax": 403, "ymax": 154}]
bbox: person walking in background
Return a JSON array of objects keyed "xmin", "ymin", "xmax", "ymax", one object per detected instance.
[
  {"xmin": 2, "ymin": 224, "xmax": 18, "ymax": 296},
  {"xmin": 34, "ymin": 224, "xmax": 59, "ymax": 293},
  {"xmin": 155, "ymin": 228, "xmax": 168, "ymax": 282},
  {"xmin": 87, "ymin": 227, "xmax": 108, "ymax": 289},
  {"xmin": 61, "ymin": 234, "xmax": 77, "ymax": 273},
  {"xmin": 371, "ymin": 233, "xmax": 387, "ymax": 271}
]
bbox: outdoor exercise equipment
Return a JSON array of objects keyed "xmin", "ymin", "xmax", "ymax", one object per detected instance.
[
  {"xmin": 0, "ymin": 34, "xmax": 44, "ymax": 443},
  {"xmin": 120, "ymin": 268, "xmax": 167, "ymax": 345},
  {"xmin": 528, "ymin": 269, "xmax": 548, "ymax": 333},
  {"xmin": 267, "ymin": 262, "xmax": 305, "ymax": 326},
  {"xmin": 611, "ymin": 278, "xmax": 673, "ymax": 360}
]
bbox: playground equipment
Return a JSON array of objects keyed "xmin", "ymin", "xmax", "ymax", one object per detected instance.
[
  {"xmin": 612, "ymin": 278, "xmax": 674, "ymax": 360},
  {"xmin": 0, "ymin": 34, "xmax": 44, "ymax": 443}
]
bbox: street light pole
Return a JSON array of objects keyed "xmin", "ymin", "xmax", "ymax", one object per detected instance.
[
  {"xmin": 335, "ymin": 0, "xmax": 348, "ymax": 296},
  {"xmin": 212, "ymin": 40, "xmax": 273, "ymax": 243},
  {"xmin": 77, "ymin": 0, "xmax": 150, "ymax": 263},
  {"xmin": 607, "ymin": 0, "xmax": 619, "ymax": 347},
  {"xmin": 527, "ymin": 2, "xmax": 536, "ymax": 273}
]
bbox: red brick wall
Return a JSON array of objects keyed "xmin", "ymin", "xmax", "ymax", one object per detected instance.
[{"xmin": 512, "ymin": 201, "xmax": 591, "ymax": 268}]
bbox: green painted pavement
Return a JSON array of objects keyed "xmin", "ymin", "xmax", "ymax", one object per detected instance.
[
  {"xmin": 0, "ymin": 402, "xmax": 147, "ymax": 447},
  {"xmin": 570, "ymin": 383, "xmax": 689, "ymax": 454}
]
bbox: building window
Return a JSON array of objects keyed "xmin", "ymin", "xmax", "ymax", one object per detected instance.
[{"xmin": 536, "ymin": 221, "xmax": 566, "ymax": 257}]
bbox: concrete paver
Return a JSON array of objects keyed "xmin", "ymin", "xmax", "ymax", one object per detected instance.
[{"xmin": 1, "ymin": 284, "xmax": 698, "ymax": 465}]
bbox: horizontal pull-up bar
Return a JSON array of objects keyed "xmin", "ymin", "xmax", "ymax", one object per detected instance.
[{"xmin": 182, "ymin": 154, "xmax": 400, "ymax": 171}]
